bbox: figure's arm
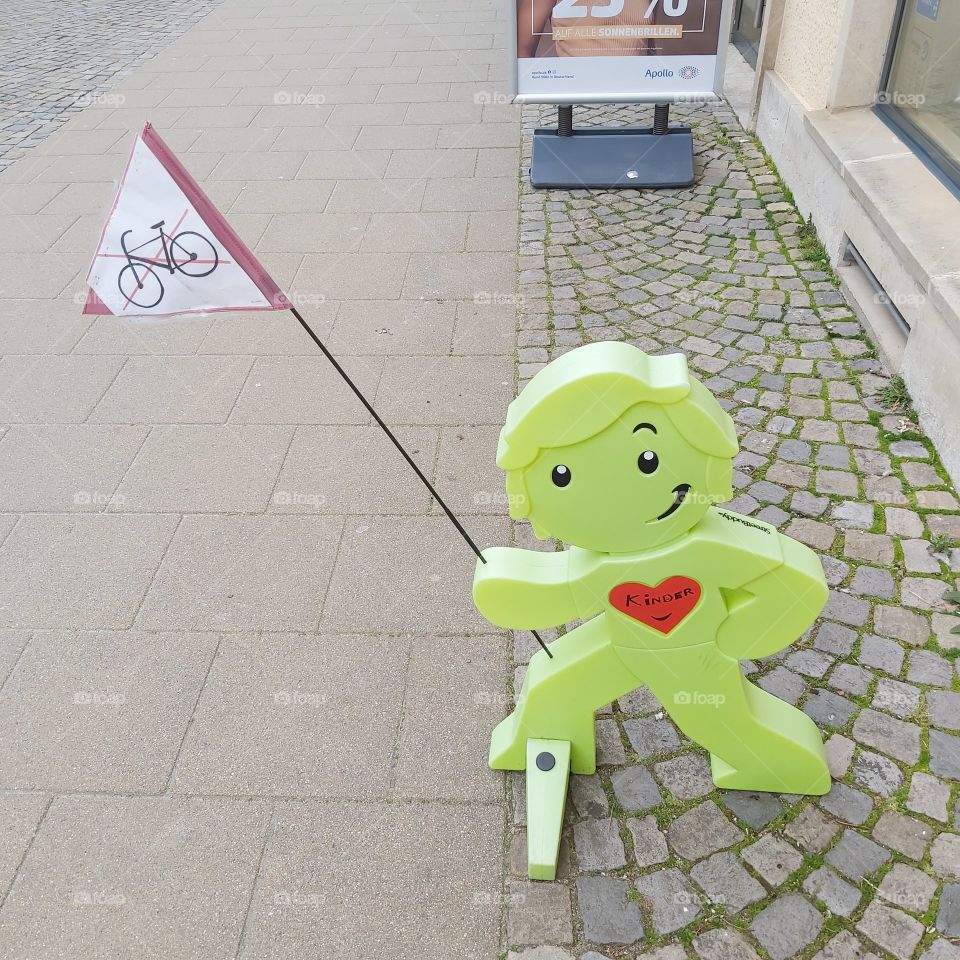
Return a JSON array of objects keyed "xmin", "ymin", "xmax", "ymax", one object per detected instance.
[
  {"xmin": 715, "ymin": 535, "xmax": 828, "ymax": 661},
  {"xmin": 473, "ymin": 547, "xmax": 594, "ymax": 630}
]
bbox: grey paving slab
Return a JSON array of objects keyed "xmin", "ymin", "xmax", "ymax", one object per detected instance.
[
  {"xmin": 392, "ymin": 634, "xmax": 506, "ymax": 801},
  {"xmin": 0, "ymin": 791, "xmax": 47, "ymax": 901},
  {"xmin": 360, "ymin": 211, "xmax": 470, "ymax": 253},
  {"xmin": 111, "ymin": 425, "xmax": 293, "ymax": 513},
  {"xmin": 0, "ymin": 355, "xmax": 124, "ymax": 423},
  {"xmin": 228, "ymin": 178, "xmax": 336, "ymax": 214},
  {"xmin": 468, "ymin": 210, "xmax": 519, "ymax": 252},
  {"xmin": 270, "ymin": 424, "xmax": 437, "ymax": 515},
  {"xmin": 295, "ymin": 148, "xmax": 392, "ymax": 179},
  {"xmin": 0, "ymin": 631, "xmax": 30, "ymax": 687},
  {"xmin": 198, "ymin": 305, "xmax": 338, "ymax": 356},
  {"xmin": 138, "ymin": 515, "xmax": 343, "ymax": 631},
  {"xmin": 452, "ymin": 299, "xmax": 517, "ymax": 355},
  {"xmin": 328, "ymin": 299, "xmax": 456, "ymax": 356},
  {"xmin": 171, "ymin": 632, "xmax": 407, "ymax": 798},
  {"xmin": 229, "ymin": 355, "xmax": 382, "ymax": 424},
  {"xmin": 240, "ymin": 800, "xmax": 502, "ymax": 960},
  {"xmin": 0, "ymin": 796, "xmax": 270, "ymax": 960},
  {"xmin": 384, "ymin": 148, "xmax": 477, "ymax": 179},
  {"xmin": 0, "ymin": 0, "xmax": 524, "ymax": 955},
  {"xmin": 375, "ymin": 355, "xmax": 513, "ymax": 425},
  {"xmin": 0, "ymin": 300, "xmax": 92, "ymax": 355},
  {"xmin": 72, "ymin": 314, "xmax": 214, "ymax": 355},
  {"xmin": 0, "ymin": 630, "xmax": 218, "ymax": 792},
  {"xmin": 258, "ymin": 212, "xmax": 367, "ymax": 253},
  {"xmin": 354, "ymin": 124, "xmax": 440, "ymax": 150},
  {"xmin": 326, "ymin": 178, "xmax": 427, "ymax": 214},
  {"xmin": 0, "ymin": 514, "xmax": 178, "ymax": 629},
  {"xmin": 0, "ymin": 255, "xmax": 84, "ymax": 299},
  {"xmin": 321, "ymin": 515, "xmax": 510, "ymax": 633},
  {"xmin": 422, "ymin": 177, "xmax": 517, "ymax": 213},
  {"xmin": 0, "ymin": 425, "xmax": 146, "ymax": 512},
  {"xmin": 403, "ymin": 251, "xmax": 515, "ymax": 300},
  {"xmin": 90, "ymin": 356, "xmax": 253, "ymax": 424},
  {"xmin": 0, "ymin": 517, "xmax": 16, "ymax": 551},
  {"xmin": 293, "ymin": 252, "xmax": 410, "ymax": 301},
  {"xmin": 434, "ymin": 424, "xmax": 506, "ymax": 515}
]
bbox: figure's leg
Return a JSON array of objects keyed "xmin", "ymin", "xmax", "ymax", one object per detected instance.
[
  {"xmin": 648, "ymin": 643, "xmax": 830, "ymax": 795},
  {"xmin": 489, "ymin": 614, "xmax": 636, "ymax": 774}
]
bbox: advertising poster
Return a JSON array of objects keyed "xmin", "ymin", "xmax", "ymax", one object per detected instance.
[{"xmin": 513, "ymin": 0, "xmax": 732, "ymax": 103}]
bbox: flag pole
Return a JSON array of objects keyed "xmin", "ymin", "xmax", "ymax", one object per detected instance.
[{"xmin": 288, "ymin": 305, "xmax": 554, "ymax": 660}]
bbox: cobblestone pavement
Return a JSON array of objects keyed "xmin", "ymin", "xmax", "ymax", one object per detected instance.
[
  {"xmin": 506, "ymin": 100, "xmax": 960, "ymax": 960},
  {"xmin": 0, "ymin": 0, "xmax": 225, "ymax": 171}
]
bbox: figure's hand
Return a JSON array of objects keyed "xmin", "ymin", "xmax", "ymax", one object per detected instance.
[
  {"xmin": 473, "ymin": 547, "xmax": 579, "ymax": 630},
  {"xmin": 715, "ymin": 536, "xmax": 828, "ymax": 660}
]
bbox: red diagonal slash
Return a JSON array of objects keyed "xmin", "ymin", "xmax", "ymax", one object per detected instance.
[{"xmin": 114, "ymin": 208, "xmax": 230, "ymax": 312}]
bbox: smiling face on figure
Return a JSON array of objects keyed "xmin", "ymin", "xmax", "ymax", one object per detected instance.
[
  {"xmin": 496, "ymin": 342, "xmax": 739, "ymax": 555},
  {"xmin": 520, "ymin": 402, "xmax": 719, "ymax": 554}
]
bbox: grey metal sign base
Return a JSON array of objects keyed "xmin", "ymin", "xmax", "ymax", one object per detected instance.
[{"xmin": 529, "ymin": 104, "xmax": 695, "ymax": 190}]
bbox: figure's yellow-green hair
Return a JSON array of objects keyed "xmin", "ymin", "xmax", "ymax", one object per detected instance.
[{"xmin": 498, "ymin": 341, "xmax": 739, "ymax": 521}]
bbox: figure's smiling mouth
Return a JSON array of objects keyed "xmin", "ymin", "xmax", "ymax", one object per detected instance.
[{"xmin": 651, "ymin": 483, "xmax": 691, "ymax": 522}]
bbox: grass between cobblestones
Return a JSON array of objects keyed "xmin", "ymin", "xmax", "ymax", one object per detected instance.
[{"xmin": 501, "ymin": 98, "xmax": 960, "ymax": 960}]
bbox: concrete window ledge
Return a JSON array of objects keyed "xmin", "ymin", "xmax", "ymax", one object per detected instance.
[{"xmin": 756, "ymin": 70, "xmax": 960, "ymax": 486}]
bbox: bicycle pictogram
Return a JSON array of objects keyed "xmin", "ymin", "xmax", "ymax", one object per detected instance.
[{"xmin": 117, "ymin": 218, "xmax": 219, "ymax": 309}]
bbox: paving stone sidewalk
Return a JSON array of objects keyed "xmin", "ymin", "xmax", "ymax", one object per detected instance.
[
  {"xmin": 505, "ymin": 100, "xmax": 960, "ymax": 960},
  {"xmin": 0, "ymin": 0, "xmax": 519, "ymax": 957}
]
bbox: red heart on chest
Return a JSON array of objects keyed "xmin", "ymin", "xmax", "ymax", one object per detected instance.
[{"xmin": 608, "ymin": 577, "xmax": 702, "ymax": 634}]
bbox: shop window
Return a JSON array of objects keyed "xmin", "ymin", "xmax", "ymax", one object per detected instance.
[{"xmin": 877, "ymin": 0, "xmax": 960, "ymax": 194}]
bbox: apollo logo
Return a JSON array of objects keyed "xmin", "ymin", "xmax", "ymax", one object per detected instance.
[
  {"xmin": 645, "ymin": 68, "xmax": 673, "ymax": 78},
  {"xmin": 679, "ymin": 65, "xmax": 701, "ymax": 80}
]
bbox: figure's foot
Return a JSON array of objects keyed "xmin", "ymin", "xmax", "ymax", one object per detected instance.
[
  {"xmin": 489, "ymin": 710, "xmax": 598, "ymax": 774},
  {"xmin": 526, "ymin": 739, "xmax": 570, "ymax": 881},
  {"xmin": 710, "ymin": 753, "xmax": 830, "ymax": 795},
  {"xmin": 489, "ymin": 712, "xmax": 527, "ymax": 770}
]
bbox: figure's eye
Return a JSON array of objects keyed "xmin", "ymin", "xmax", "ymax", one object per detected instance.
[
  {"xmin": 638, "ymin": 451, "xmax": 659, "ymax": 475},
  {"xmin": 551, "ymin": 465, "xmax": 572, "ymax": 487}
]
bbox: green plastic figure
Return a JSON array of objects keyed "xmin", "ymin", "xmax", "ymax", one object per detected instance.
[{"xmin": 473, "ymin": 342, "xmax": 831, "ymax": 879}]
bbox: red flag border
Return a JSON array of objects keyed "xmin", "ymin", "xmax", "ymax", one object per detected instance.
[{"xmin": 82, "ymin": 122, "xmax": 290, "ymax": 317}]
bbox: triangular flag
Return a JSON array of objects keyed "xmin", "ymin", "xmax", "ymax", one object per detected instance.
[{"xmin": 83, "ymin": 123, "xmax": 289, "ymax": 317}]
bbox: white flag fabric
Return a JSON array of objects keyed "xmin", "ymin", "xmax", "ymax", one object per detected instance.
[{"xmin": 83, "ymin": 123, "xmax": 288, "ymax": 317}]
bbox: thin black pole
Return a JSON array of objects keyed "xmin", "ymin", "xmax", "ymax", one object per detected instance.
[{"xmin": 288, "ymin": 305, "xmax": 553, "ymax": 659}]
